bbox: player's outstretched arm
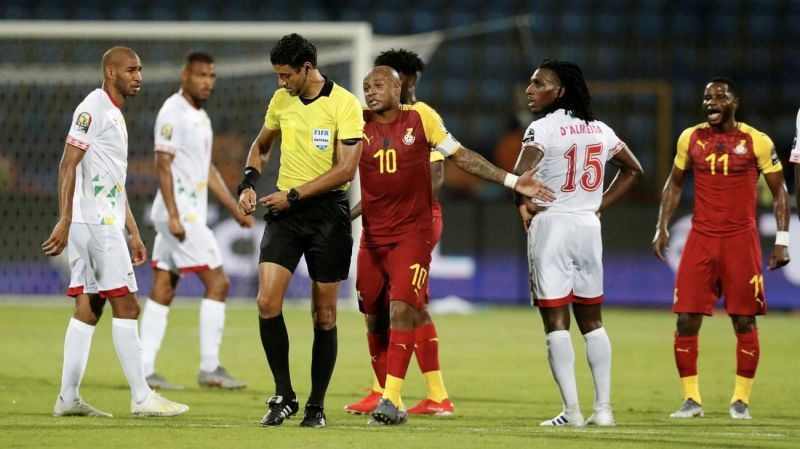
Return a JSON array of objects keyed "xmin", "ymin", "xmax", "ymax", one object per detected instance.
[
  {"xmin": 238, "ymin": 126, "xmax": 280, "ymax": 215},
  {"xmin": 124, "ymin": 193, "xmax": 147, "ymax": 266},
  {"xmin": 260, "ymin": 139, "xmax": 362, "ymax": 212},
  {"xmin": 599, "ymin": 144, "xmax": 643, "ymax": 212},
  {"xmin": 449, "ymin": 146, "xmax": 554, "ymax": 202},
  {"xmin": 155, "ymin": 151, "xmax": 185, "ymax": 241},
  {"xmin": 652, "ymin": 165, "xmax": 686, "ymax": 261},
  {"xmin": 209, "ymin": 163, "xmax": 253, "ymax": 228},
  {"xmin": 764, "ymin": 170, "xmax": 790, "ymax": 270},
  {"xmin": 42, "ymin": 144, "xmax": 85, "ymax": 257}
]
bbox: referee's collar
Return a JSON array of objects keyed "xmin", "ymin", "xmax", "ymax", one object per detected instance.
[{"xmin": 300, "ymin": 76, "xmax": 334, "ymax": 105}]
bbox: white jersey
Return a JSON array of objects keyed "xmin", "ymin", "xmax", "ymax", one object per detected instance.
[
  {"xmin": 523, "ymin": 109, "xmax": 624, "ymax": 213},
  {"xmin": 789, "ymin": 107, "xmax": 800, "ymax": 163},
  {"xmin": 150, "ymin": 92, "xmax": 213, "ymax": 224},
  {"xmin": 66, "ymin": 88, "xmax": 129, "ymax": 228}
]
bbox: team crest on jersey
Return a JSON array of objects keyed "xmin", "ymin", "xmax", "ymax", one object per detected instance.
[
  {"xmin": 74, "ymin": 112, "xmax": 92, "ymax": 133},
  {"xmin": 402, "ymin": 128, "xmax": 415, "ymax": 145},
  {"xmin": 312, "ymin": 128, "xmax": 332, "ymax": 150},
  {"xmin": 522, "ymin": 127, "xmax": 535, "ymax": 144},
  {"xmin": 733, "ymin": 139, "xmax": 747, "ymax": 155},
  {"xmin": 160, "ymin": 123, "xmax": 173, "ymax": 141}
]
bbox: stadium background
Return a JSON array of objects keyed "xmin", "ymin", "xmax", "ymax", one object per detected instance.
[{"xmin": 1, "ymin": 0, "xmax": 799, "ymax": 310}]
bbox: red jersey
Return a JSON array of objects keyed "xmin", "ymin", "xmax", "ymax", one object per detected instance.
[
  {"xmin": 674, "ymin": 122, "xmax": 782, "ymax": 237},
  {"xmin": 360, "ymin": 104, "xmax": 461, "ymax": 246}
]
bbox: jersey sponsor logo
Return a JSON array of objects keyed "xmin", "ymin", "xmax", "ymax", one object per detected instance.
[
  {"xmin": 312, "ymin": 128, "xmax": 332, "ymax": 150},
  {"xmin": 74, "ymin": 112, "xmax": 92, "ymax": 133},
  {"xmin": 733, "ymin": 140, "xmax": 747, "ymax": 155},
  {"xmin": 770, "ymin": 146, "xmax": 779, "ymax": 165},
  {"xmin": 160, "ymin": 123, "xmax": 173, "ymax": 141},
  {"xmin": 402, "ymin": 128, "xmax": 415, "ymax": 145}
]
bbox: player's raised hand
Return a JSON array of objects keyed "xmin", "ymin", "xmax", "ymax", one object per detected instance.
[
  {"xmin": 767, "ymin": 245, "xmax": 790, "ymax": 270},
  {"xmin": 260, "ymin": 190, "xmax": 290, "ymax": 213},
  {"xmin": 168, "ymin": 216, "xmax": 186, "ymax": 242},
  {"xmin": 42, "ymin": 219, "xmax": 70, "ymax": 257},
  {"xmin": 238, "ymin": 188, "xmax": 257, "ymax": 215},
  {"xmin": 516, "ymin": 166, "xmax": 555, "ymax": 202},
  {"xmin": 129, "ymin": 234, "xmax": 147, "ymax": 266},
  {"xmin": 652, "ymin": 228, "xmax": 669, "ymax": 261}
]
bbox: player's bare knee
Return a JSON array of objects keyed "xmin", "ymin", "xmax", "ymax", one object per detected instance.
[
  {"xmin": 109, "ymin": 294, "xmax": 141, "ymax": 319},
  {"xmin": 675, "ymin": 313, "xmax": 702, "ymax": 336},
  {"xmin": 389, "ymin": 301, "xmax": 415, "ymax": 330},
  {"xmin": 257, "ymin": 294, "xmax": 282, "ymax": 318},
  {"xmin": 731, "ymin": 315, "xmax": 756, "ymax": 333},
  {"xmin": 312, "ymin": 306, "xmax": 337, "ymax": 330},
  {"xmin": 415, "ymin": 306, "xmax": 432, "ymax": 326},
  {"xmin": 205, "ymin": 275, "xmax": 229, "ymax": 300}
]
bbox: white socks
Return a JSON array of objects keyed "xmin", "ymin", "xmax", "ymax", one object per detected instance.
[
  {"xmin": 199, "ymin": 299, "xmax": 225, "ymax": 373},
  {"xmin": 546, "ymin": 330, "xmax": 580, "ymax": 411},
  {"xmin": 139, "ymin": 299, "xmax": 170, "ymax": 376},
  {"xmin": 583, "ymin": 327, "xmax": 612, "ymax": 408},
  {"xmin": 112, "ymin": 318, "xmax": 152, "ymax": 404},
  {"xmin": 59, "ymin": 318, "xmax": 95, "ymax": 404}
]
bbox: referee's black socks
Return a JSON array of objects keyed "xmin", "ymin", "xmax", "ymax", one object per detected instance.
[
  {"xmin": 308, "ymin": 326, "xmax": 338, "ymax": 407},
  {"xmin": 259, "ymin": 314, "xmax": 294, "ymax": 398}
]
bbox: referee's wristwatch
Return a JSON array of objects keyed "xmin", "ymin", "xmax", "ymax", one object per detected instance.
[{"xmin": 287, "ymin": 188, "xmax": 300, "ymax": 206}]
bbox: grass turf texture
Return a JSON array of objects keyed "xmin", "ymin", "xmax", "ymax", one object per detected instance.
[{"xmin": 1, "ymin": 300, "xmax": 798, "ymax": 448}]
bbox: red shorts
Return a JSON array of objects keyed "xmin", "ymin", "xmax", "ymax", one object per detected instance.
[
  {"xmin": 357, "ymin": 237, "xmax": 432, "ymax": 315},
  {"xmin": 674, "ymin": 228, "xmax": 766, "ymax": 316}
]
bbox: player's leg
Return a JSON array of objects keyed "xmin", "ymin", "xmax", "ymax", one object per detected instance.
[
  {"xmin": 408, "ymin": 305, "xmax": 454, "ymax": 416},
  {"xmin": 140, "ymin": 264, "xmax": 182, "ymax": 390},
  {"xmin": 670, "ymin": 230, "xmax": 718, "ymax": 418},
  {"xmin": 721, "ymin": 229, "xmax": 765, "ymax": 419},
  {"xmin": 345, "ymin": 246, "xmax": 389, "ymax": 415},
  {"xmin": 529, "ymin": 214, "xmax": 584, "ymax": 427},
  {"xmin": 54, "ymin": 223, "xmax": 112, "ymax": 417},
  {"xmin": 196, "ymin": 266, "xmax": 246, "ymax": 389},
  {"xmin": 257, "ymin": 215, "xmax": 304, "ymax": 426},
  {"xmin": 409, "ymin": 210, "xmax": 453, "ymax": 415},
  {"xmin": 54, "ymin": 290, "xmax": 113, "ymax": 417},
  {"xmin": 108, "ymin": 292, "xmax": 189, "ymax": 417},
  {"xmin": 371, "ymin": 239, "xmax": 431, "ymax": 425},
  {"xmin": 573, "ymin": 214, "xmax": 613, "ymax": 425}
]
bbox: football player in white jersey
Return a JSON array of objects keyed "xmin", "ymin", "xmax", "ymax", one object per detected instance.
[
  {"xmin": 791, "ymin": 107, "xmax": 800, "ymax": 216},
  {"xmin": 140, "ymin": 52, "xmax": 254, "ymax": 391},
  {"xmin": 42, "ymin": 46, "xmax": 189, "ymax": 417},
  {"xmin": 513, "ymin": 59, "xmax": 642, "ymax": 427}
]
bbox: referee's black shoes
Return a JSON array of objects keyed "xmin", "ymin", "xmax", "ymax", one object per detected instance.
[{"xmin": 299, "ymin": 404, "xmax": 327, "ymax": 428}]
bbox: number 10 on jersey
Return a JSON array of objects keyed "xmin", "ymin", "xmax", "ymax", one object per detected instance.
[{"xmin": 373, "ymin": 148, "xmax": 397, "ymax": 174}]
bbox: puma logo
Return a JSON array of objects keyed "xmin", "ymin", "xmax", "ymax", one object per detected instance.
[
  {"xmin": 393, "ymin": 343, "xmax": 408, "ymax": 350},
  {"xmin": 697, "ymin": 140, "xmax": 707, "ymax": 150},
  {"xmin": 740, "ymin": 349, "xmax": 757, "ymax": 358},
  {"xmin": 756, "ymin": 297, "xmax": 764, "ymax": 307},
  {"xmin": 364, "ymin": 134, "xmax": 373, "ymax": 146},
  {"xmin": 370, "ymin": 355, "xmax": 377, "ymax": 362},
  {"xmin": 675, "ymin": 347, "xmax": 691, "ymax": 354}
]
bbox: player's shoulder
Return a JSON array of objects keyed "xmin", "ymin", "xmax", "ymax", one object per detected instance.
[
  {"xmin": 738, "ymin": 122, "xmax": 773, "ymax": 144},
  {"xmin": 678, "ymin": 122, "xmax": 710, "ymax": 140},
  {"xmin": 158, "ymin": 93, "xmax": 186, "ymax": 116},
  {"xmin": 75, "ymin": 88, "xmax": 107, "ymax": 112},
  {"xmin": 410, "ymin": 101, "xmax": 443, "ymax": 121}
]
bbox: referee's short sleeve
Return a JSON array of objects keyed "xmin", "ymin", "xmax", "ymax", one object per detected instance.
[
  {"xmin": 335, "ymin": 91, "xmax": 365, "ymax": 141},
  {"xmin": 264, "ymin": 90, "xmax": 282, "ymax": 130}
]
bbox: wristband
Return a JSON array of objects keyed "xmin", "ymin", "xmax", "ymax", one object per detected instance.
[
  {"xmin": 775, "ymin": 231, "xmax": 790, "ymax": 246},
  {"xmin": 237, "ymin": 166, "xmax": 261, "ymax": 196},
  {"xmin": 503, "ymin": 173, "xmax": 519, "ymax": 189}
]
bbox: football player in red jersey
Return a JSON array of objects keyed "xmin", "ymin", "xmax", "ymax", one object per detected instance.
[
  {"xmin": 653, "ymin": 78, "xmax": 790, "ymax": 420},
  {"xmin": 355, "ymin": 66, "xmax": 554, "ymax": 424}
]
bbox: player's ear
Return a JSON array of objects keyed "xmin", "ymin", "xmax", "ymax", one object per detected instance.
[{"xmin": 557, "ymin": 86, "xmax": 565, "ymax": 98}]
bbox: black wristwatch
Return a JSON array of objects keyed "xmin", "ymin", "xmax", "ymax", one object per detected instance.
[{"xmin": 287, "ymin": 188, "xmax": 300, "ymax": 205}]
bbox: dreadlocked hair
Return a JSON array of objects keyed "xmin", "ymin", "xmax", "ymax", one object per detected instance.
[
  {"xmin": 374, "ymin": 49, "xmax": 425, "ymax": 77},
  {"xmin": 539, "ymin": 58, "xmax": 595, "ymax": 123}
]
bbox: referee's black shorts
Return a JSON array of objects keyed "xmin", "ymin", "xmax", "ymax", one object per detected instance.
[{"xmin": 259, "ymin": 190, "xmax": 352, "ymax": 283}]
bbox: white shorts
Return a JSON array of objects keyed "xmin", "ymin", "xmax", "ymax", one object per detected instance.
[
  {"xmin": 151, "ymin": 221, "xmax": 222, "ymax": 274},
  {"xmin": 527, "ymin": 212, "xmax": 604, "ymax": 307},
  {"xmin": 67, "ymin": 223, "xmax": 138, "ymax": 298}
]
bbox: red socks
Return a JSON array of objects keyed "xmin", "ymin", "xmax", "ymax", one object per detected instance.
[
  {"xmin": 414, "ymin": 322, "xmax": 440, "ymax": 373},
  {"xmin": 735, "ymin": 329, "xmax": 759, "ymax": 379},
  {"xmin": 674, "ymin": 334, "xmax": 699, "ymax": 378}
]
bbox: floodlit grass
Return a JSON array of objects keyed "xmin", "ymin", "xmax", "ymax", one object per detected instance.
[{"xmin": 1, "ymin": 300, "xmax": 798, "ymax": 448}]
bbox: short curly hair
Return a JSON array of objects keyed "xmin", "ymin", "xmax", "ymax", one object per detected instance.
[
  {"xmin": 270, "ymin": 33, "xmax": 317, "ymax": 68},
  {"xmin": 374, "ymin": 49, "xmax": 425, "ymax": 77}
]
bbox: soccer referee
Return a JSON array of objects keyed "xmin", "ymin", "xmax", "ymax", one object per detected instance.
[{"xmin": 237, "ymin": 33, "xmax": 364, "ymax": 428}]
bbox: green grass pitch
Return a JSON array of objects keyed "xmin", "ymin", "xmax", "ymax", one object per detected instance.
[{"xmin": 1, "ymin": 300, "xmax": 798, "ymax": 448}]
